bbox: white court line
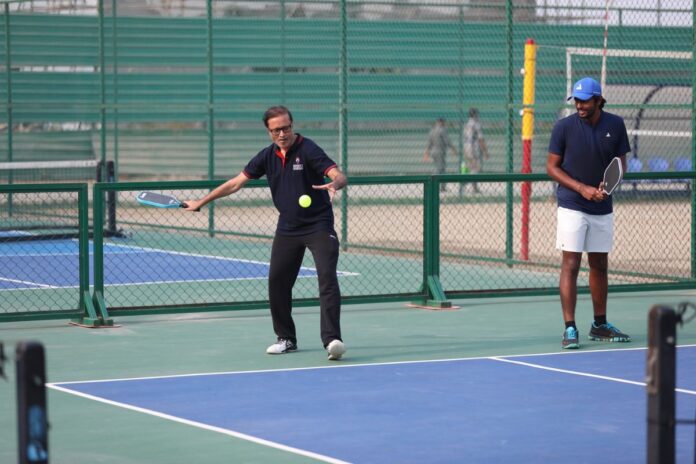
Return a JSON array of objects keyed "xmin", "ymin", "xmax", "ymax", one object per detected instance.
[
  {"xmin": 491, "ymin": 355, "xmax": 696, "ymax": 396},
  {"xmin": 47, "ymin": 345, "xmax": 696, "ymax": 461},
  {"xmin": 46, "ymin": 384, "xmax": 349, "ymax": 464},
  {"xmin": 49, "ymin": 344, "xmax": 696, "ymax": 386},
  {"xmin": 101, "ymin": 242, "xmax": 359, "ymax": 276},
  {"xmin": 0, "ymin": 276, "xmax": 56, "ymax": 288}
]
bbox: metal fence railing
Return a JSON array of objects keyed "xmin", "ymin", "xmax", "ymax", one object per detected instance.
[
  {"xmin": 0, "ymin": 183, "xmax": 92, "ymax": 321},
  {"xmin": 1, "ymin": 172, "xmax": 695, "ymax": 322}
]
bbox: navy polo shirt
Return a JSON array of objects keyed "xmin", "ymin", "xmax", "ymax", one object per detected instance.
[
  {"xmin": 548, "ymin": 111, "xmax": 631, "ymax": 215},
  {"xmin": 243, "ymin": 134, "xmax": 337, "ymax": 236}
]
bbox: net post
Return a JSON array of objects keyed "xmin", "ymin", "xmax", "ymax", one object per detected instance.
[
  {"xmin": 97, "ymin": 160, "xmax": 118, "ymax": 237},
  {"xmin": 16, "ymin": 341, "xmax": 49, "ymax": 464},
  {"xmin": 646, "ymin": 304, "xmax": 677, "ymax": 464},
  {"xmin": 105, "ymin": 161, "xmax": 117, "ymax": 236},
  {"xmin": 0, "ymin": 342, "xmax": 6, "ymax": 380}
]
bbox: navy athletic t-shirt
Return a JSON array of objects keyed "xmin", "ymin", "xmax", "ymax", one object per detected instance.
[
  {"xmin": 548, "ymin": 111, "xmax": 631, "ymax": 215},
  {"xmin": 243, "ymin": 135, "xmax": 337, "ymax": 236}
]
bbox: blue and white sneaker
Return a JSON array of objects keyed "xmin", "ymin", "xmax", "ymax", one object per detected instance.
[
  {"xmin": 562, "ymin": 326, "xmax": 580, "ymax": 349},
  {"xmin": 589, "ymin": 322, "xmax": 631, "ymax": 342}
]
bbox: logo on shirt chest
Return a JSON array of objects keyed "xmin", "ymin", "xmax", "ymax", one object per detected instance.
[{"xmin": 292, "ymin": 156, "xmax": 304, "ymax": 171}]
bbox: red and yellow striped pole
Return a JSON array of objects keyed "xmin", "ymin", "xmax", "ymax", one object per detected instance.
[{"xmin": 520, "ymin": 38, "xmax": 536, "ymax": 261}]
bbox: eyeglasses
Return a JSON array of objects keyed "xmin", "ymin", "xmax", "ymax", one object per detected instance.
[{"xmin": 268, "ymin": 125, "xmax": 293, "ymax": 136}]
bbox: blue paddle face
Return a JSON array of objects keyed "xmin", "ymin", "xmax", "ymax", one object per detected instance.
[
  {"xmin": 603, "ymin": 157, "xmax": 623, "ymax": 195},
  {"xmin": 137, "ymin": 191, "xmax": 182, "ymax": 208}
]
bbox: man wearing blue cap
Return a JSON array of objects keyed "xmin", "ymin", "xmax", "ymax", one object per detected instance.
[{"xmin": 546, "ymin": 77, "xmax": 632, "ymax": 349}]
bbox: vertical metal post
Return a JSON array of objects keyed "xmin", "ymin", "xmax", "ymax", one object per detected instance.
[
  {"xmin": 98, "ymin": 0, "xmax": 107, "ymax": 181},
  {"xmin": 76, "ymin": 183, "xmax": 113, "ymax": 327},
  {"xmin": 206, "ymin": 0, "xmax": 216, "ymax": 236},
  {"xmin": 646, "ymin": 305, "xmax": 677, "ymax": 464},
  {"xmin": 411, "ymin": 178, "xmax": 450, "ymax": 309},
  {"xmin": 78, "ymin": 184, "xmax": 90, "ymax": 310},
  {"xmin": 339, "ymin": 0, "xmax": 348, "ymax": 250},
  {"xmin": 692, "ymin": 4, "xmax": 696, "ymax": 279},
  {"xmin": 4, "ymin": 5, "xmax": 13, "ymax": 216},
  {"xmin": 111, "ymin": 0, "xmax": 119, "ymax": 182},
  {"xmin": 92, "ymin": 183, "xmax": 104, "ymax": 296},
  {"xmin": 520, "ymin": 38, "xmax": 537, "ymax": 261},
  {"xmin": 16, "ymin": 342, "xmax": 48, "ymax": 464},
  {"xmin": 280, "ymin": 0, "xmax": 286, "ymax": 104},
  {"xmin": 4, "ymin": 3, "xmax": 11, "ymax": 164},
  {"xmin": 504, "ymin": 0, "xmax": 514, "ymax": 266},
  {"xmin": 457, "ymin": 5, "xmax": 465, "ymax": 198}
]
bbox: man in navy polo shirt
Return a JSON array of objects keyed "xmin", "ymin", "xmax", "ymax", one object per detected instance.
[
  {"xmin": 546, "ymin": 77, "xmax": 632, "ymax": 350},
  {"xmin": 184, "ymin": 106, "xmax": 348, "ymax": 360}
]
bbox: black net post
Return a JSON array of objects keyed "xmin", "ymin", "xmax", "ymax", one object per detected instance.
[
  {"xmin": 0, "ymin": 342, "xmax": 6, "ymax": 379},
  {"xmin": 16, "ymin": 341, "xmax": 49, "ymax": 464},
  {"xmin": 105, "ymin": 161, "xmax": 117, "ymax": 236},
  {"xmin": 646, "ymin": 305, "xmax": 678, "ymax": 464},
  {"xmin": 97, "ymin": 160, "xmax": 118, "ymax": 236}
]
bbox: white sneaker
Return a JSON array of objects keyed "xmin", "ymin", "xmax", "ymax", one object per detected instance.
[
  {"xmin": 326, "ymin": 339, "xmax": 346, "ymax": 360},
  {"xmin": 266, "ymin": 339, "xmax": 297, "ymax": 354}
]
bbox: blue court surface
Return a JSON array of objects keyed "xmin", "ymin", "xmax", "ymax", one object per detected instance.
[
  {"xmin": 0, "ymin": 239, "xmax": 350, "ymax": 289},
  {"xmin": 50, "ymin": 346, "xmax": 696, "ymax": 464}
]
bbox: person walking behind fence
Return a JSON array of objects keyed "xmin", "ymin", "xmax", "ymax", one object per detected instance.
[
  {"xmin": 546, "ymin": 77, "xmax": 631, "ymax": 350},
  {"xmin": 463, "ymin": 108, "xmax": 489, "ymax": 193},
  {"xmin": 183, "ymin": 105, "xmax": 348, "ymax": 361},
  {"xmin": 424, "ymin": 118, "xmax": 457, "ymax": 191}
]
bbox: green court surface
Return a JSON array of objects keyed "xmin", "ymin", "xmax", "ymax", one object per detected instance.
[{"xmin": 1, "ymin": 289, "xmax": 695, "ymax": 463}]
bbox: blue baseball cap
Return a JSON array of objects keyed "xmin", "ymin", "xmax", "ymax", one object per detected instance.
[{"xmin": 567, "ymin": 77, "xmax": 602, "ymax": 101}]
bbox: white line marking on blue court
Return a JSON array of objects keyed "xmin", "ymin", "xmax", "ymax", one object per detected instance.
[
  {"xmin": 47, "ymin": 345, "xmax": 696, "ymax": 462},
  {"xmin": 0, "ymin": 276, "xmax": 57, "ymax": 288},
  {"xmin": 47, "ymin": 384, "xmax": 351, "ymax": 464},
  {"xmin": 49, "ymin": 344, "xmax": 696, "ymax": 386}
]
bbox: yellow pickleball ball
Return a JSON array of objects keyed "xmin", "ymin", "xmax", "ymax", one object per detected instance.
[{"xmin": 299, "ymin": 194, "xmax": 312, "ymax": 208}]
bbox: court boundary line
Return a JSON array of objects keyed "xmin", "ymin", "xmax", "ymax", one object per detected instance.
[
  {"xmin": 0, "ymin": 273, "xmax": 325, "ymax": 293},
  {"xmin": 47, "ymin": 345, "xmax": 696, "ymax": 462},
  {"xmin": 48, "ymin": 344, "xmax": 696, "ymax": 386},
  {"xmin": 0, "ymin": 240, "xmax": 358, "ymax": 290},
  {"xmin": 100, "ymin": 242, "xmax": 359, "ymax": 276},
  {"xmin": 47, "ymin": 384, "xmax": 350, "ymax": 464},
  {"xmin": 0, "ymin": 276, "xmax": 57, "ymax": 288},
  {"xmin": 491, "ymin": 356, "xmax": 696, "ymax": 395}
]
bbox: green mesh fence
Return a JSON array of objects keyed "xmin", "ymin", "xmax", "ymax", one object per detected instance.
[
  {"xmin": 1, "ymin": 174, "xmax": 693, "ymax": 320},
  {"xmin": 0, "ymin": 1, "xmax": 694, "ymax": 320},
  {"xmin": 74, "ymin": 173, "xmax": 695, "ymax": 316},
  {"xmin": 0, "ymin": 183, "xmax": 90, "ymax": 320},
  {"xmin": 0, "ymin": 1, "xmax": 692, "ymax": 179}
]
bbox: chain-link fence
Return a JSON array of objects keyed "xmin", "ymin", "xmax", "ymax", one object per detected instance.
[
  {"xmin": 1, "ymin": 1, "xmax": 694, "ymax": 321},
  {"xmin": 1, "ymin": 0, "xmax": 693, "ymax": 180},
  {"xmin": 1, "ymin": 173, "xmax": 693, "ymax": 320},
  {"xmin": 0, "ymin": 183, "xmax": 90, "ymax": 320}
]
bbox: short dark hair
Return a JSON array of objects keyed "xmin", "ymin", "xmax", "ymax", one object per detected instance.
[
  {"xmin": 263, "ymin": 106, "xmax": 293, "ymax": 127},
  {"xmin": 469, "ymin": 107, "xmax": 479, "ymax": 118}
]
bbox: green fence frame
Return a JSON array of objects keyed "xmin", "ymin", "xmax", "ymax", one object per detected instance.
[
  {"xmin": 86, "ymin": 170, "xmax": 696, "ymax": 319},
  {"xmin": 0, "ymin": 182, "xmax": 95, "ymax": 323},
  {"xmin": 1, "ymin": 171, "xmax": 695, "ymax": 322}
]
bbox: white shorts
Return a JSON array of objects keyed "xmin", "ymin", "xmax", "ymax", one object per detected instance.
[{"xmin": 556, "ymin": 207, "xmax": 614, "ymax": 253}]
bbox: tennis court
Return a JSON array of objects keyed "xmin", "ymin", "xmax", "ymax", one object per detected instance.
[
  {"xmin": 0, "ymin": 238, "xmax": 344, "ymax": 289},
  {"xmin": 1, "ymin": 289, "xmax": 695, "ymax": 463}
]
